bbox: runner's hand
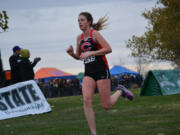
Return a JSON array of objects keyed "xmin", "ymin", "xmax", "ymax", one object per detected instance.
[
  {"xmin": 66, "ymin": 45, "xmax": 74, "ymax": 56},
  {"xmin": 80, "ymin": 52, "xmax": 93, "ymax": 60}
]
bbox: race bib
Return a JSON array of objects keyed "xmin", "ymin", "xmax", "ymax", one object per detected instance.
[
  {"xmin": 83, "ymin": 52, "xmax": 95, "ymax": 64},
  {"xmin": 84, "ymin": 55, "xmax": 95, "ymax": 64}
]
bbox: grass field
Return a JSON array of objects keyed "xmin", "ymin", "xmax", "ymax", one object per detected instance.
[{"xmin": 0, "ymin": 89, "xmax": 180, "ymax": 135}]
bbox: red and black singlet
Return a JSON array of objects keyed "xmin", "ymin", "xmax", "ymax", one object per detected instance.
[{"xmin": 80, "ymin": 29, "xmax": 109, "ymax": 74}]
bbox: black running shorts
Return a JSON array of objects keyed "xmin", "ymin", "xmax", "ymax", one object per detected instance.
[{"xmin": 84, "ymin": 70, "xmax": 110, "ymax": 81}]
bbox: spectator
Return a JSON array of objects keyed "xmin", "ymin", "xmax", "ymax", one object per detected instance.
[
  {"xmin": 20, "ymin": 49, "xmax": 41, "ymax": 81},
  {"xmin": 9, "ymin": 45, "xmax": 22, "ymax": 84},
  {"xmin": 59, "ymin": 79, "xmax": 66, "ymax": 96},
  {"xmin": 73, "ymin": 79, "xmax": 81, "ymax": 95}
]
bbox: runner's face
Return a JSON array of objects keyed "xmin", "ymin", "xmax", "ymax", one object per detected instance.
[{"xmin": 78, "ymin": 15, "xmax": 90, "ymax": 30}]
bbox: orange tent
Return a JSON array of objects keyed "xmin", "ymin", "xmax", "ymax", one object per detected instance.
[{"xmin": 35, "ymin": 67, "xmax": 76, "ymax": 80}]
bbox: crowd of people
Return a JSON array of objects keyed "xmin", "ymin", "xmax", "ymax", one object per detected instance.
[
  {"xmin": 35, "ymin": 73, "xmax": 143, "ymax": 98},
  {"xmin": 112, "ymin": 74, "xmax": 143, "ymax": 89},
  {"xmin": 36, "ymin": 78, "xmax": 81, "ymax": 98}
]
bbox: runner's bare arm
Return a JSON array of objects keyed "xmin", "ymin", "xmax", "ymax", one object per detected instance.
[{"xmin": 92, "ymin": 30, "xmax": 112, "ymax": 56}]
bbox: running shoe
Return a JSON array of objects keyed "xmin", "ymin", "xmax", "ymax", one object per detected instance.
[{"xmin": 116, "ymin": 85, "xmax": 134, "ymax": 101}]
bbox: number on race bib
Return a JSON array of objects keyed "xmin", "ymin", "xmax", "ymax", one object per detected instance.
[{"xmin": 84, "ymin": 56, "xmax": 95, "ymax": 64}]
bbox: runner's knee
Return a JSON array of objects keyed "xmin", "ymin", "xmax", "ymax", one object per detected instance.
[{"xmin": 83, "ymin": 97, "xmax": 93, "ymax": 107}]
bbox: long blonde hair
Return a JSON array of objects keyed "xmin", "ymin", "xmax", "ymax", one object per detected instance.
[{"xmin": 79, "ymin": 12, "xmax": 109, "ymax": 31}]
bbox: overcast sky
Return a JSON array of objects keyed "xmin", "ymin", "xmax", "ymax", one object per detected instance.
[{"xmin": 0, "ymin": 0, "xmax": 156, "ymax": 74}]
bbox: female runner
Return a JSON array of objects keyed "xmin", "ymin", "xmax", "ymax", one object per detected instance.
[{"xmin": 67, "ymin": 12, "xmax": 133, "ymax": 135}]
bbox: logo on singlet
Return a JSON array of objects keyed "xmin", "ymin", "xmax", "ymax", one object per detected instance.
[
  {"xmin": 81, "ymin": 42, "xmax": 91, "ymax": 52},
  {"xmin": 81, "ymin": 40, "xmax": 95, "ymax": 64}
]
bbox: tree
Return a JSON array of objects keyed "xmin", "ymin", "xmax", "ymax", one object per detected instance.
[
  {"xmin": 0, "ymin": 10, "xmax": 9, "ymax": 32},
  {"xmin": 135, "ymin": 56, "xmax": 149, "ymax": 75},
  {"xmin": 0, "ymin": 10, "xmax": 8, "ymax": 86},
  {"xmin": 126, "ymin": 0, "xmax": 180, "ymax": 68}
]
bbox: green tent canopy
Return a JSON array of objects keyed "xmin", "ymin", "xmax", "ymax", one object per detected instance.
[
  {"xmin": 76, "ymin": 72, "xmax": 84, "ymax": 80},
  {"xmin": 140, "ymin": 69, "xmax": 180, "ymax": 96}
]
